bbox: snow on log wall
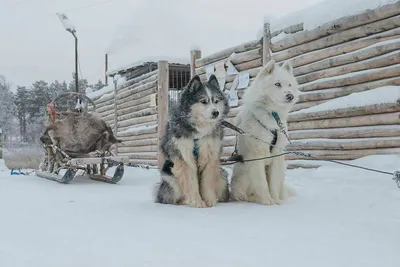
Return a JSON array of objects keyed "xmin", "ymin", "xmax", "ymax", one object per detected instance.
[
  {"xmin": 195, "ymin": 1, "xmax": 400, "ymax": 168},
  {"xmin": 88, "ymin": 70, "xmax": 159, "ymax": 166}
]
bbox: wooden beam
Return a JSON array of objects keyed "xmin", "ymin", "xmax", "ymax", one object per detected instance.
[{"xmin": 157, "ymin": 60, "xmax": 169, "ymax": 168}]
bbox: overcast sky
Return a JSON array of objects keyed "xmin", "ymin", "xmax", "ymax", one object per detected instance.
[{"xmin": 0, "ymin": 0, "xmax": 324, "ymax": 90}]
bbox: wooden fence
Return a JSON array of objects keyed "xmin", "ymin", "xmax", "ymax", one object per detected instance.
[{"xmin": 193, "ymin": 1, "xmax": 400, "ymax": 168}]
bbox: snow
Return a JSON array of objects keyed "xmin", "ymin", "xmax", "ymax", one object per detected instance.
[
  {"xmin": 86, "ymin": 84, "xmax": 115, "ymax": 99},
  {"xmin": 106, "ymin": 56, "xmax": 189, "ymax": 76},
  {"xmin": 269, "ymin": 0, "xmax": 398, "ymax": 32},
  {"xmin": 293, "ymin": 85, "xmax": 400, "ymax": 114},
  {"xmin": 118, "ymin": 124, "xmax": 157, "ymax": 135},
  {"xmin": 85, "ymin": 87, "xmax": 93, "ymax": 95},
  {"xmin": 271, "ymin": 32, "xmax": 289, "ymax": 43},
  {"xmin": 0, "ymin": 154, "xmax": 399, "ymax": 267}
]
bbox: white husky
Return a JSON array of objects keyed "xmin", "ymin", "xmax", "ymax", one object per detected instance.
[{"xmin": 230, "ymin": 60, "xmax": 300, "ymax": 205}]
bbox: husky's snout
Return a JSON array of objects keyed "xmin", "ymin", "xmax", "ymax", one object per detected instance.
[
  {"xmin": 211, "ymin": 110, "xmax": 219, "ymax": 119},
  {"xmin": 285, "ymin": 93, "xmax": 294, "ymax": 102}
]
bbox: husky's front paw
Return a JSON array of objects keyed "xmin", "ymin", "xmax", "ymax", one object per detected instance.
[
  {"xmin": 186, "ymin": 199, "xmax": 207, "ymax": 208},
  {"xmin": 259, "ymin": 197, "xmax": 276, "ymax": 205},
  {"xmin": 204, "ymin": 197, "xmax": 218, "ymax": 207}
]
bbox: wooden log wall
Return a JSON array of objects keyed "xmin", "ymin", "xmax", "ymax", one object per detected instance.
[
  {"xmin": 89, "ymin": 69, "xmax": 159, "ymax": 166},
  {"xmin": 194, "ymin": 1, "xmax": 400, "ymax": 169}
]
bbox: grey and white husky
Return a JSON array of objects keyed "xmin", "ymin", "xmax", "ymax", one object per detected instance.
[{"xmin": 154, "ymin": 74, "xmax": 230, "ymax": 208}]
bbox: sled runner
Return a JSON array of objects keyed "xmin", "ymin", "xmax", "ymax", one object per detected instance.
[{"xmin": 35, "ymin": 92, "xmax": 129, "ymax": 184}]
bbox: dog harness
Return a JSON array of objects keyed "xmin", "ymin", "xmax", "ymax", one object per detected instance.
[{"xmin": 193, "ymin": 138, "xmax": 200, "ymax": 160}]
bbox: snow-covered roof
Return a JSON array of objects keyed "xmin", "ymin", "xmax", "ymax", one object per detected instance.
[
  {"xmin": 106, "ymin": 56, "xmax": 189, "ymax": 76},
  {"xmin": 269, "ymin": 0, "xmax": 398, "ymax": 33}
]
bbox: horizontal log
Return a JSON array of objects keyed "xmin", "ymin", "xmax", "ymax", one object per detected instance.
[
  {"xmin": 284, "ymin": 147, "xmax": 400, "ymax": 160},
  {"xmin": 297, "ymin": 50, "xmax": 400, "ymax": 84},
  {"xmin": 118, "ymin": 102, "xmax": 151, "ymax": 116},
  {"xmin": 196, "ymin": 49, "xmax": 262, "ymax": 77},
  {"xmin": 118, "ymin": 107, "xmax": 157, "ymax": 122},
  {"xmin": 128, "ymin": 159, "xmax": 158, "ymax": 166},
  {"xmin": 271, "ymin": 1, "xmax": 400, "ymax": 52},
  {"xmin": 95, "ymin": 100, "xmax": 114, "ymax": 112},
  {"xmin": 98, "ymin": 108, "xmax": 115, "ymax": 118},
  {"xmin": 102, "ymin": 113, "xmax": 114, "ymax": 122},
  {"xmin": 94, "ymin": 92, "xmax": 115, "ymax": 105},
  {"xmin": 235, "ymin": 58, "xmax": 263, "ymax": 72},
  {"xmin": 118, "ymin": 114, "xmax": 158, "ymax": 129},
  {"xmin": 118, "ymin": 73, "xmax": 158, "ymax": 94},
  {"xmin": 289, "ymin": 103, "xmax": 400, "ymax": 122},
  {"xmin": 117, "ymin": 80, "xmax": 157, "ymax": 100},
  {"xmin": 289, "ymin": 29, "xmax": 400, "ymax": 68},
  {"xmin": 230, "ymin": 48, "xmax": 262, "ymax": 65},
  {"xmin": 119, "ymin": 69, "xmax": 158, "ymax": 89},
  {"xmin": 271, "ymin": 23, "xmax": 304, "ymax": 38},
  {"xmin": 118, "ymin": 122, "xmax": 157, "ymax": 134},
  {"xmin": 118, "ymin": 95, "xmax": 152, "ymax": 112},
  {"xmin": 118, "ymin": 133, "xmax": 158, "ymax": 141},
  {"xmin": 118, "ymin": 152, "xmax": 158, "ymax": 160},
  {"xmin": 298, "ymin": 77, "xmax": 400, "ymax": 103},
  {"xmin": 121, "ymin": 138, "xmax": 158, "ymax": 147},
  {"xmin": 289, "ymin": 125, "xmax": 400, "ymax": 140},
  {"xmin": 195, "ymin": 39, "xmax": 261, "ymax": 68},
  {"xmin": 300, "ymin": 64, "xmax": 400, "ymax": 92},
  {"xmin": 291, "ymin": 100, "xmax": 326, "ymax": 112},
  {"xmin": 118, "ymin": 145, "xmax": 158, "ymax": 154},
  {"xmin": 222, "ymin": 136, "xmax": 236, "ymax": 147},
  {"xmin": 294, "ymin": 39, "xmax": 400, "ymax": 76},
  {"xmin": 117, "ymin": 87, "xmax": 157, "ymax": 105},
  {"xmin": 273, "ymin": 14, "xmax": 400, "ymax": 63},
  {"xmin": 287, "ymin": 137, "xmax": 400, "ymax": 150},
  {"xmin": 288, "ymin": 112, "xmax": 400, "ymax": 131}
]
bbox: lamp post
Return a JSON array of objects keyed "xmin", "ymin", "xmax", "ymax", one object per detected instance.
[{"xmin": 56, "ymin": 12, "xmax": 79, "ymax": 93}]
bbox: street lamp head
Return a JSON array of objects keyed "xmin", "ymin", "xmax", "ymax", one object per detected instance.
[{"xmin": 56, "ymin": 12, "xmax": 76, "ymax": 33}]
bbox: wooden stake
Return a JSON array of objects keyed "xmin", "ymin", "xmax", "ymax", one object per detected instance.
[
  {"xmin": 190, "ymin": 50, "xmax": 201, "ymax": 78},
  {"xmin": 157, "ymin": 61, "xmax": 169, "ymax": 168},
  {"xmin": 262, "ymin": 22, "xmax": 272, "ymax": 65}
]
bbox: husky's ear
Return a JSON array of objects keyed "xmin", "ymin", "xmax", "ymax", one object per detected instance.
[
  {"xmin": 187, "ymin": 75, "xmax": 202, "ymax": 91},
  {"xmin": 281, "ymin": 60, "xmax": 293, "ymax": 74},
  {"xmin": 208, "ymin": 74, "xmax": 220, "ymax": 89},
  {"xmin": 262, "ymin": 60, "xmax": 276, "ymax": 75}
]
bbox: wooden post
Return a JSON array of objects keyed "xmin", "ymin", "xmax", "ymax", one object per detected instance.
[
  {"xmin": 262, "ymin": 22, "xmax": 272, "ymax": 66},
  {"xmin": 105, "ymin": 54, "xmax": 109, "ymax": 85},
  {"xmin": 157, "ymin": 61, "xmax": 169, "ymax": 168},
  {"xmin": 190, "ymin": 50, "xmax": 202, "ymax": 78},
  {"xmin": 113, "ymin": 78, "xmax": 118, "ymax": 155}
]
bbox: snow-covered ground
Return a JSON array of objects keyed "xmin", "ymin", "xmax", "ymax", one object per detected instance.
[{"xmin": 0, "ymin": 156, "xmax": 399, "ymax": 267}]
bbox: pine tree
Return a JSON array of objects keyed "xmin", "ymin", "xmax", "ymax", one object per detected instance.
[
  {"xmin": 92, "ymin": 79, "xmax": 106, "ymax": 91},
  {"xmin": 14, "ymin": 86, "xmax": 28, "ymax": 141},
  {"xmin": 0, "ymin": 75, "xmax": 16, "ymax": 141},
  {"xmin": 68, "ymin": 72, "xmax": 89, "ymax": 93}
]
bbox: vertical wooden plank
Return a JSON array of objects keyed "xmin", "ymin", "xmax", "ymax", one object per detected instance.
[
  {"xmin": 190, "ymin": 50, "xmax": 202, "ymax": 78},
  {"xmin": 157, "ymin": 60, "xmax": 169, "ymax": 168},
  {"xmin": 113, "ymin": 78, "xmax": 118, "ymax": 155},
  {"xmin": 262, "ymin": 23, "xmax": 272, "ymax": 66}
]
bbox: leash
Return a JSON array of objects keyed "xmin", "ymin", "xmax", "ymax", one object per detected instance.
[{"xmin": 221, "ymin": 116, "xmax": 400, "ymax": 188}]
